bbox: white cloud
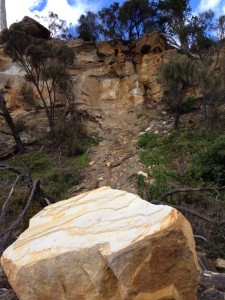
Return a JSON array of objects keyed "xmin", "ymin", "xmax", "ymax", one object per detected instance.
[
  {"xmin": 6, "ymin": 0, "xmax": 101, "ymax": 28},
  {"xmin": 198, "ymin": 0, "xmax": 222, "ymax": 13}
]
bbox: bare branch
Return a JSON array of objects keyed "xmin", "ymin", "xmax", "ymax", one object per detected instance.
[
  {"xmin": 172, "ymin": 204, "xmax": 225, "ymax": 227},
  {"xmin": 153, "ymin": 199, "xmax": 225, "ymax": 228},
  {"xmin": 158, "ymin": 186, "xmax": 225, "ymax": 202},
  {"xmin": 151, "ymin": 185, "xmax": 225, "ymax": 228},
  {"xmin": 194, "ymin": 235, "xmax": 208, "ymax": 242},
  {"xmin": 0, "ymin": 130, "xmax": 13, "ymax": 136},
  {"xmin": 0, "ymin": 164, "xmax": 24, "ymax": 175},
  {"xmin": 0, "ymin": 164, "xmax": 52, "ymax": 254},
  {"xmin": 4, "ymin": 179, "xmax": 40, "ymax": 236},
  {"xmin": 0, "ymin": 174, "xmax": 25, "ymax": 233}
]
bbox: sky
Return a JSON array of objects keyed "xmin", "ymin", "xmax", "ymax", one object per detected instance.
[{"xmin": 5, "ymin": 0, "xmax": 225, "ymax": 29}]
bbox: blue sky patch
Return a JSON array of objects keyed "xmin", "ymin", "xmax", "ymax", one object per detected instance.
[
  {"xmin": 67, "ymin": 0, "xmax": 76, "ymax": 6},
  {"xmin": 30, "ymin": 0, "xmax": 48, "ymax": 12}
]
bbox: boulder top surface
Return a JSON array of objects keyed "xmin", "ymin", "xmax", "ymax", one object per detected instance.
[{"xmin": 2, "ymin": 186, "xmax": 177, "ymax": 267}]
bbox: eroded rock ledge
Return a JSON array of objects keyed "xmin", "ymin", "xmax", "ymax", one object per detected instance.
[{"xmin": 1, "ymin": 187, "xmax": 200, "ymax": 300}]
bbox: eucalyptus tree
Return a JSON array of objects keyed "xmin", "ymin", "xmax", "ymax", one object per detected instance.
[
  {"xmin": 77, "ymin": 11, "xmax": 101, "ymax": 42},
  {"xmin": 98, "ymin": 2, "xmax": 126, "ymax": 40},
  {"xmin": 1, "ymin": 28, "xmax": 74, "ymax": 138},
  {"xmin": 157, "ymin": 0, "xmax": 192, "ymax": 51},
  {"xmin": 119, "ymin": 0, "xmax": 152, "ymax": 40}
]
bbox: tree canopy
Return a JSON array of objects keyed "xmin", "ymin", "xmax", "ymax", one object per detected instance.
[
  {"xmin": 74, "ymin": 0, "xmax": 225, "ymax": 56},
  {"xmin": 159, "ymin": 56, "xmax": 199, "ymax": 128},
  {"xmin": 1, "ymin": 27, "xmax": 74, "ymax": 138}
]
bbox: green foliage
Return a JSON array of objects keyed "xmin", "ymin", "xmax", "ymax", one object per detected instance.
[
  {"xmin": 138, "ymin": 132, "xmax": 159, "ymax": 148},
  {"xmin": 0, "ymin": 150, "xmax": 89, "ymax": 201},
  {"xmin": 72, "ymin": 153, "xmax": 89, "ymax": 171},
  {"xmin": 138, "ymin": 127, "xmax": 221, "ymax": 199},
  {"xmin": 199, "ymin": 67, "xmax": 224, "ymax": 126},
  {"xmin": 55, "ymin": 115, "xmax": 86, "ymax": 156},
  {"xmin": 20, "ymin": 83, "xmax": 38, "ymax": 111},
  {"xmin": 55, "ymin": 114, "xmax": 99, "ymax": 157},
  {"xmin": 186, "ymin": 135, "xmax": 225, "ymax": 185},
  {"xmin": 159, "ymin": 56, "xmax": 199, "ymax": 127},
  {"xmin": 77, "ymin": 12, "xmax": 101, "ymax": 42},
  {"xmin": 98, "ymin": 2, "xmax": 125, "ymax": 40},
  {"xmin": 78, "ymin": 0, "xmax": 161, "ymax": 41},
  {"xmin": 157, "ymin": 0, "xmax": 191, "ymax": 49},
  {"xmin": 139, "ymin": 128, "xmax": 214, "ymax": 167},
  {"xmin": 148, "ymin": 166, "xmax": 178, "ymax": 200},
  {"xmin": 158, "ymin": 0, "xmax": 191, "ymax": 18},
  {"xmin": 1, "ymin": 28, "xmax": 75, "ymax": 138},
  {"xmin": 190, "ymin": 10, "xmax": 215, "ymax": 53},
  {"xmin": 119, "ymin": 0, "xmax": 152, "ymax": 39},
  {"xmin": 160, "ymin": 56, "xmax": 199, "ymax": 88},
  {"xmin": 138, "ymin": 128, "xmax": 225, "ymax": 258},
  {"xmin": 0, "ymin": 150, "xmax": 90, "ymax": 237},
  {"xmin": 180, "ymin": 96, "xmax": 196, "ymax": 113}
]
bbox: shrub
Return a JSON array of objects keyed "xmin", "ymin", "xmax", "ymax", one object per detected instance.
[
  {"xmin": 187, "ymin": 135, "xmax": 225, "ymax": 185},
  {"xmin": 159, "ymin": 56, "xmax": 199, "ymax": 128},
  {"xmin": 20, "ymin": 83, "xmax": 38, "ymax": 111},
  {"xmin": 180, "ymin": 96, "xmax": 196, "ymax": 113},
  {"xmin": 55, "ymin": 115, "xmax": 86, "ymax": 156},
  {"xmin": 138, "ymin": 132, "xmax": 159, "ymax": 148},
  {"xmin": 148, "ymin": 165, "xmax": 178, "ymax": 200}
]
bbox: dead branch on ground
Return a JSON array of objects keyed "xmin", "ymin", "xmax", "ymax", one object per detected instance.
[
  {"xmin": 158, "ymin": 186, "xmax": 225, "ymax": 202},
  {"xmin": 152, "ymin": 185, "xmax": 225, "ymax": 229},
  {"xmin": 0, "ymin": 164, "xmax": 52, "ymax": 254}
]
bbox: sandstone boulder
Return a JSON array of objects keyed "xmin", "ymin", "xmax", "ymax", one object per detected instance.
[
  {"xmin": 1, "ymin": 187, "xmax": 200, "ymax": 300},
  {"xmin": 9, "ymin": 16, "xmax": 50, "ymax": 39}
]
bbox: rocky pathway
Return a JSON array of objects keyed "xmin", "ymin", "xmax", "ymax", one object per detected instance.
[{"xmin": 72, "ymin": 105, "xmax": 148, "ymax": 196}]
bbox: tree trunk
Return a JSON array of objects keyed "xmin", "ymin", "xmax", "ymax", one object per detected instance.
[
  {"xmin": 49, "ymin": 120, "xmax": 55, "ymax": 139},
  {"xmin": 174, "ymin": 109, "xmax": 180, "ymax": 129},
  {"xmin": 203, "ymin": 96, "xmax": 208, "ymax": 126},
  {"xmin": 0, "ymin": 93, "xmax": 25, "ymax": 153},
  {"xmin": 0, "ymin": 0, "xmax": 7, "ymax": 31},
  {"xmin": 34, "ymin": 83, "xmax": 55, "ymax": 139}
]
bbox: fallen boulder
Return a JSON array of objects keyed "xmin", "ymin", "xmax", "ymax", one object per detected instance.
[{"xmin": 1, "ymin": 187, "xmax": 200, "ymax": 300}]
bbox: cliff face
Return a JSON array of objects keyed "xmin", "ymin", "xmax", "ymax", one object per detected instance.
[
  {"xmin": 0, "ymin": 32, "xmax": 171, "ymax": 113},
  {"xmin": 66, "ymin": 32, "xmax": 171, "ymax": 109},
  {"xmin": 0, "ymin": 33, "xmax": 175, "ymax": 180}
]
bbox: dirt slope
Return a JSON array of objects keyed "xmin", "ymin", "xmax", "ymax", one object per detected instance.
[{"xmin": 76, "ymin": 105, "xmax": 147, "ymax": 195}]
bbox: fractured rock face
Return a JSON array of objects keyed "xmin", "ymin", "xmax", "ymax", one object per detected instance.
[
  {"xmin": 1, "ymin": 187, "xmax": 200, "ymax": 300},
  {"xmin": 135, "ymin": 31, "xmax": 169, "ymax": 55}
]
